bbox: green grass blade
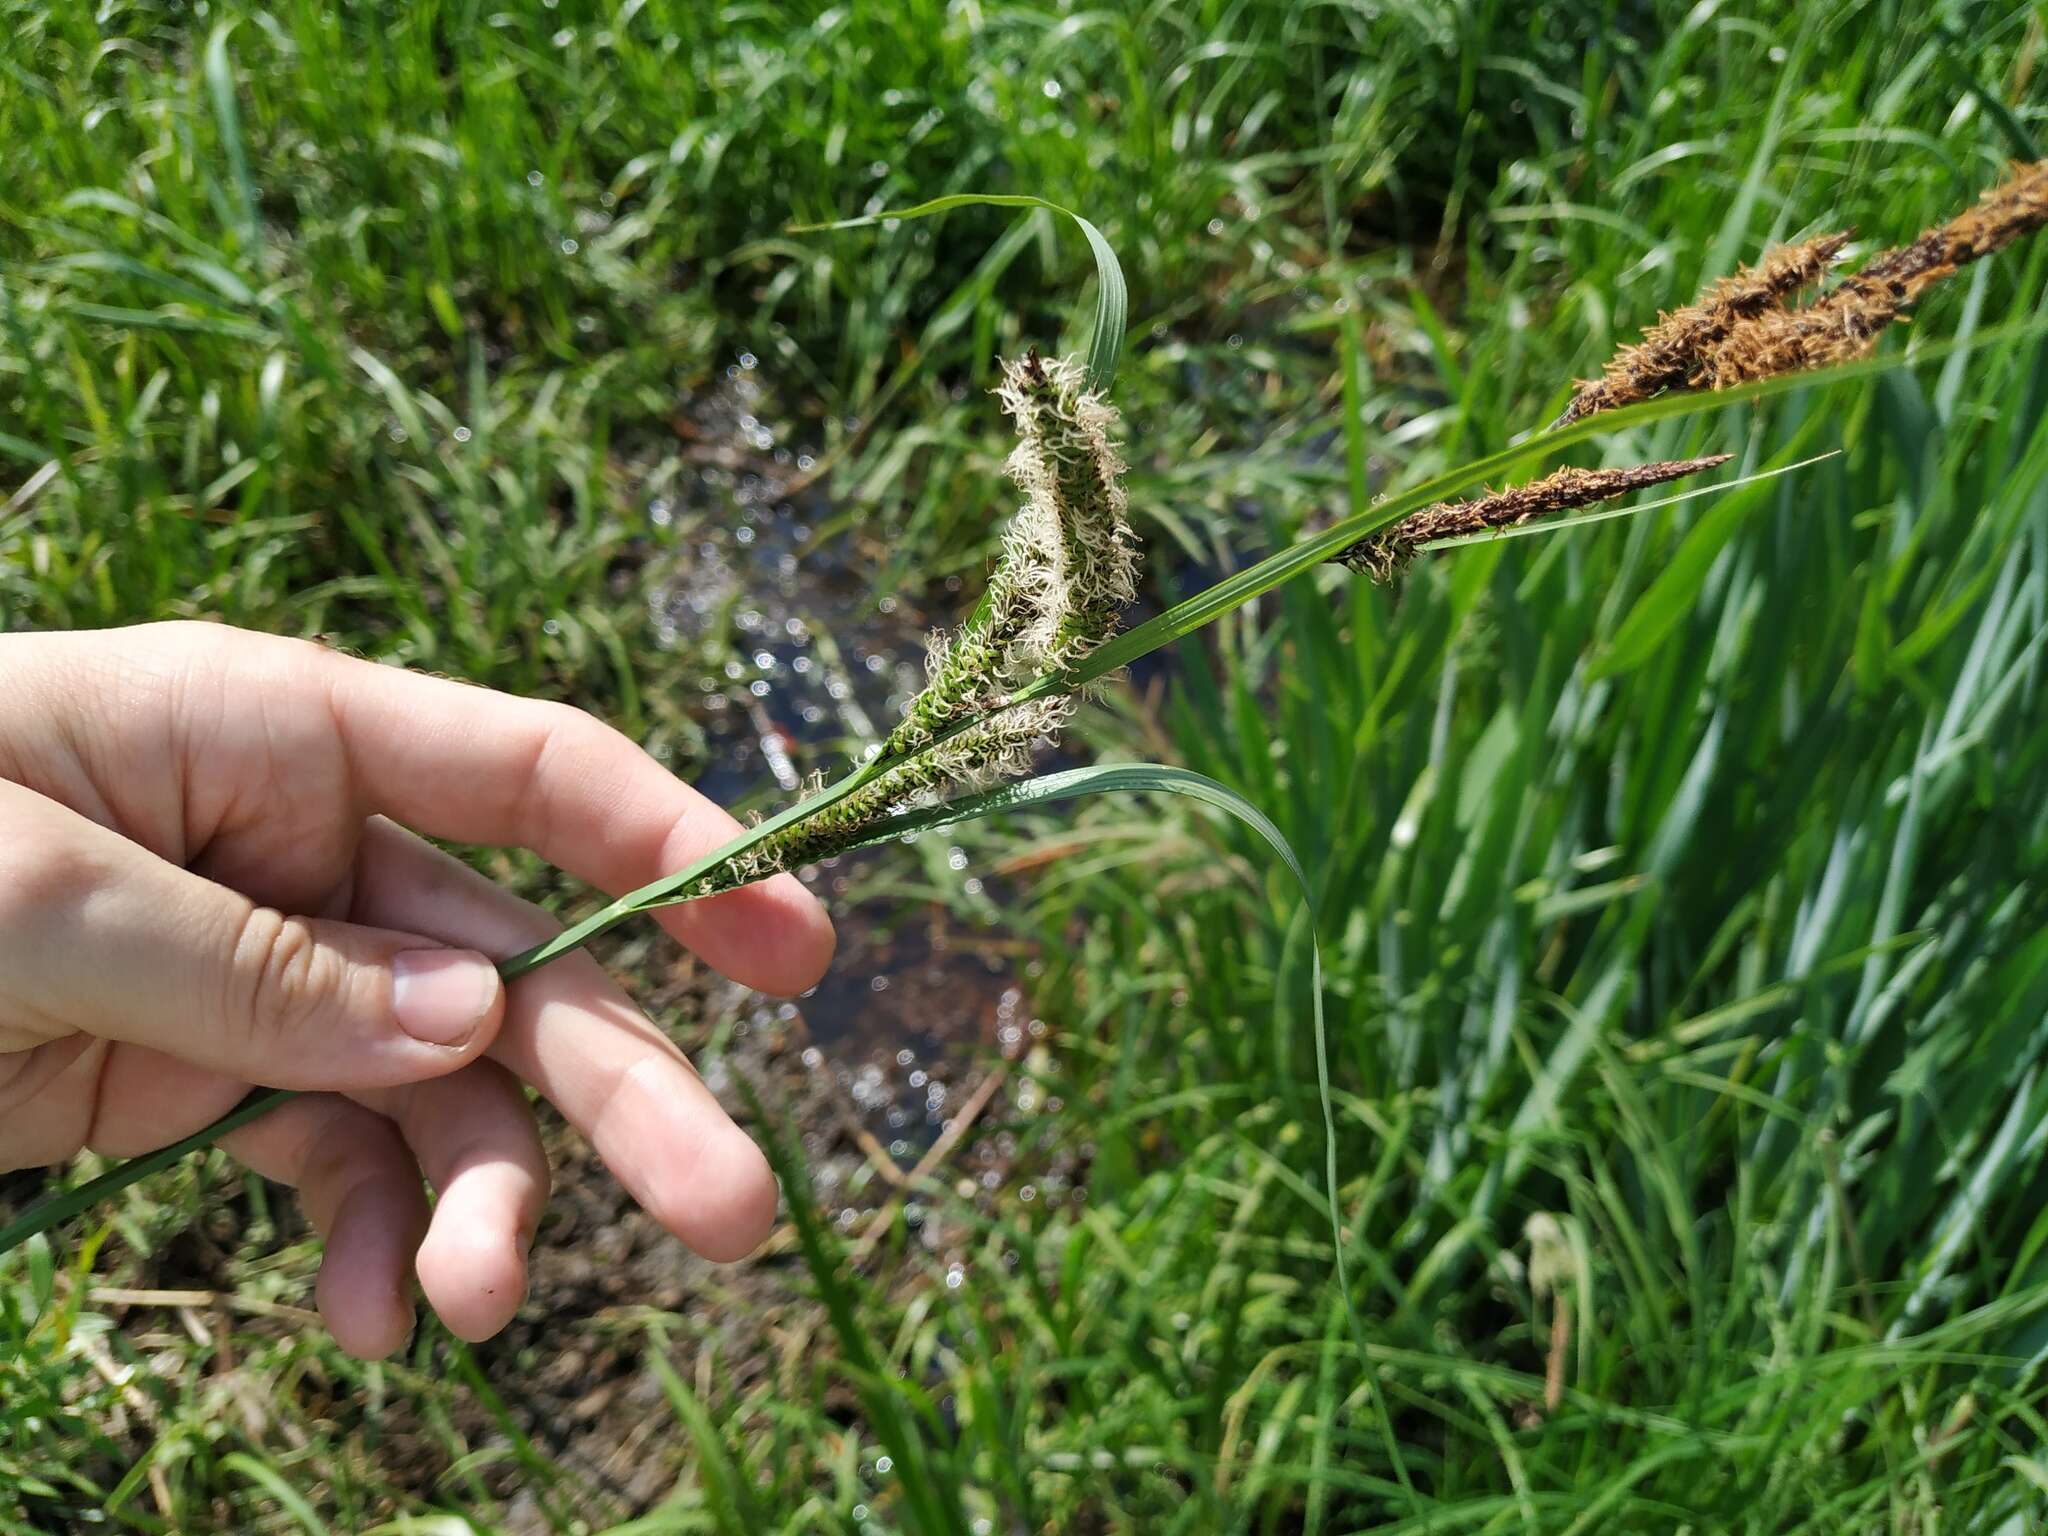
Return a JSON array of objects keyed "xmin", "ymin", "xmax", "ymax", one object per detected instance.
[
  {"xmin": 202, "ymin": 23, "xmax": 263, "ymax": 257},
  {"xmin": 643, "ymin": 1332, "xmax": 770, "ymax": 1536},
  {"xmin": 222, "ymin": 1451, "xmax": 332, "ymax": 1535},
  {"xmin": 1593, "ymin": 421, "xmax": 1834, "ymax": 677},
  {"xmin": 0, "ymin": 1087, "xmax": 294, "ymax": 1254},
  {"xmin": 740, "ymin": 1076, "xmax": 961, "ymax": 1535}
]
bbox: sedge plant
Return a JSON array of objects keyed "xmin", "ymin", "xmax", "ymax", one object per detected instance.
[{"xmin": 6, "ymin": 162, "xmax": 2048, "ymax": 1265}]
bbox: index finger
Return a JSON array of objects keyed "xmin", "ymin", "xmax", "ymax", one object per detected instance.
[{"xmin": 319, "ymin": 643, "xmax": 834, "ymax": 996}]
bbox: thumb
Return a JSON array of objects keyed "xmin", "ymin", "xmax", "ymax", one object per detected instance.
[{"xmin": 0, "ymin": 780, "xmax": 504, "ymax": 1090}]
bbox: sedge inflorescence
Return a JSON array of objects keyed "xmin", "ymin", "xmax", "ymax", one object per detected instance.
[
  {"xmin": 719, "ymin": 351, "xmax": 1135, "ymax": 888},
  {"xmin": 1552, "ymin": 233, "xmax": 1851, "ymax": 426},
  {"xmin": 885, "ymin": 349, "xmax": 1137, "ymax": 758},
  {"xmin": 1701, "ymin": 159, "xmax": 2048, "ymax": 388},
  {"xmin": 1566, "ymin": 158, "xmax": 2048, "ymax": 410},
  {"xmin": 1333, "ymin": 456, "xmax": 1732, "ymax": 583}
]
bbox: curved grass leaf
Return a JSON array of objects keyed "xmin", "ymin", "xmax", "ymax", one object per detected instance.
[{"xmin": 792, "ymin": 194, "xmax": 1127, "ymax": 390}]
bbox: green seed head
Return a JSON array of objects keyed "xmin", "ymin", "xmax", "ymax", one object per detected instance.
[
  {"xmin": 882, "ymin": 350, "xmax": 1134, "ymax": 759},
  {"xmin": 995, "ymin": 350, "xmax": 1138, "ymax": 672},
  {"xmin": 760, "ymin": 352, "xmax": 1139, "ymax": 882}
]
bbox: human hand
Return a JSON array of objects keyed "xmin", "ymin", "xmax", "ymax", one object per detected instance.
[{"xmin": 0, "ymin": 622, "xmax": 834, "ymax": 1356}]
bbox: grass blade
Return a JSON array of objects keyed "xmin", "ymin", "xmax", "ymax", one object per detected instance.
[
  {"xmin": 643, "ymin": 1333, "xmax": 770, "ymax": 1536},
  {"xmin": 203, "ymin": 23, "xmax": 263, "ymax": 256},
  {"xmin": 222, "ymin": 1451, "xmax": 331, "ymax": 1535}
]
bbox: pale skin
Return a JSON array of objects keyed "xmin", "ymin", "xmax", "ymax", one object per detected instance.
[{"xmin": 0, "ymin": 622, "xmax": 836, "ymax": 1358}]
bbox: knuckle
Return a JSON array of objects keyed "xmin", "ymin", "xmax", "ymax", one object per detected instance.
[
  {"xmin": 535, "ymin": 699, "xmax": 612, "ymax": 773},
  {"xmin": 151, "ymin": 619, "xmax": 224, "ymax": 655},
  {"xmin": 228, "ymin": 906, "xmax": 354, "ymax": 1043},
  {"xmin": 511, "ymin": 700, "xmax": 609, "ymax": 837},
  {"xmin": 538, "ymin": 698, "xmax": 594, "ymax": 734}
]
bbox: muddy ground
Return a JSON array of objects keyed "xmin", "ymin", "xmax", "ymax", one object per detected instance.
[{"xmin": 396, "ymin": 904, "xmax": 1056, "ymax": 1527}]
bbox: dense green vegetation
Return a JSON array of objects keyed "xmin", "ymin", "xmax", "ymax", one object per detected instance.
[{"xmin": 8, "ymin": 0, "xmax": 2048, "ymax": 1530}]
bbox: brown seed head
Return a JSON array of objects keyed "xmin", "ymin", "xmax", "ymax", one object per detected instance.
[
  {"xmin": 1555, "ymin": 233, "xmax": 1850, "ymax": 425},
  {"xmin": 1334, "ymin": 454, "xmax": 1734, "ymax": 583},
  {"xmin": 1700, "ymin": 160, "xmax": 2048, "ymax": 387}
]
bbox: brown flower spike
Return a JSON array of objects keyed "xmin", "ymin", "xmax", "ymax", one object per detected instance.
[
  {"xmin": 1560, "ymin": 160, "xmax": 2048, "ymax": 419},
  {"xmin": 1334, "ymin": 455, "xmax": 1733, "ymax": 583},
  {"xmin": 1703, "ymin": 159, "xmax": 2048, "ymax": 387},
  {"xmin": 1554, "ymin": 234, "xmax": 1850, "ymax": 425}
]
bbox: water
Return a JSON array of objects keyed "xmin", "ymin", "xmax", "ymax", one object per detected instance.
[{"xmin": 643, "ymin": 371, "xmax": 936, "ymax": 807}]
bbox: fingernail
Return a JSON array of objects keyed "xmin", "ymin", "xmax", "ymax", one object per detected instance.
[{"xmin": 391, "ymin": 950, "xmax": 499, "ymax": 1046}]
